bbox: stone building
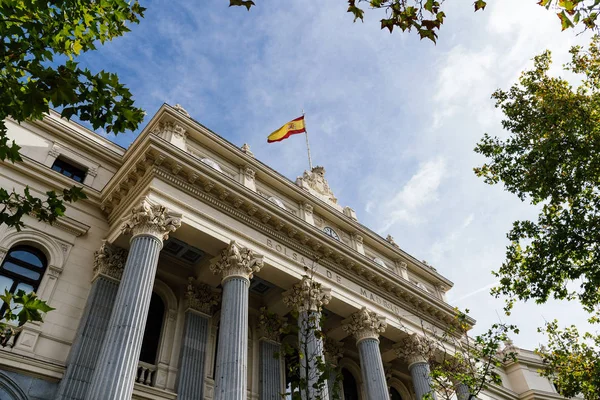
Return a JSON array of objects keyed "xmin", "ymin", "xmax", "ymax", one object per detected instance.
[{"xmin": 0, "ymin": 104, "xmax": 566, "ymax": 400}]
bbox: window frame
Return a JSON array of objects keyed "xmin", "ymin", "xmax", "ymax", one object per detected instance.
[
  {"xmin": 323, "ymin": 226, "xmax": 340, "ymax": 241},
  {"xmin": 51, "ymin": 156, "xmax": 88, "ymax": 183}
]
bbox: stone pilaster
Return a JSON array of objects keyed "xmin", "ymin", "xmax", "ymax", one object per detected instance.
[
  {"xmin": 324, "ymin": 338, "xmax": 344, "ymax": 400},
  {"xmin": 283, "ymin": 276, "xmax": 332, "ymax": 400},
  {"xmin": 342, "ymin": 308, "xmax": 388, "ymax": 400},
  {"xmin": 258, "ymin": 308, "xmax": 287, "ymax": 400},
  {"xmin": 86, "ymin": 201, "xmax": 181, "ymax": 400},
  {"xmin": 395, "ymin": 334, "xmax": 437, "ymax": 400},
  {"xmin": 455, "ymin": 383, "xmax": 471, "ymax": 400},
  {"xmin": 177, "ymin": 279, "xmax": 220, "ymax": 400},
  {"xmin": 210, "ymin": 241, "xmax": 263, "ymax": 400},
  {"xmin": 56, "ymin": 243, "xmax": 127, "ymax": 400}
]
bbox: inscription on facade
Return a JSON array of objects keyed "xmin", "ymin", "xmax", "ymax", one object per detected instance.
[{"xmin": 266, "ymin": 239, "xmax": 403, "ymax": 317}]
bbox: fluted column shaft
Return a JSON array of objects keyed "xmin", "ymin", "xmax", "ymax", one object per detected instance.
[
  {"xmin": 213, "ymin": 276, "xmax": 250, "ymax": 400},
  {"xmin": 259, "ymin": 339, "xmax": 282, "ymax": 400},
  {"xmin": 455, "ymin": 383, "xmax": 473, "ymax": 400},
  {"xmin": 56, "ymin": 276, "xmax": 119, "ymax": 399},
  {"xmin": 298, "ymin": 310, "xmax": 329, "ymax": 400},
  {"xmin": 342, "ymin": 307, "xmax": 388, "ymax": 400},
  {"xmin": 177, "ymin": 311, "xmax": 211, "ymax": 399},
  {"xmin": 409, "ymin": 361, "xmax": 437, "ymax": 400},
  {"xmin": 357, "ymin": 338, "xmax": 389, "ymax": 400},
  {"xmin": 86, "ymin": 235, "xmax": 163, "ymax": 399}
]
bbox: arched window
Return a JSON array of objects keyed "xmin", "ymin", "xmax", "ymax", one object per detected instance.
[
  {"xmin": 139, "ymin": 292, "xmax": 165, "ymax": 365},
  {"xmin": 0, "ymin": 245, "xmax": 47, "ymax": 297},
  {"xmin": 391, "ymin": 387, "xmax": 403, "ymax": 400},
  {"xmin": 373, "ymin": 257, "xmax": 388, "ymax": 269},
  {"xmin": 323, "ymin": 227, "xmax": 340, "ymax": 241},
  {"xmin": 341, "ymin": 368, "xmax": 359, "ymax": 400}
]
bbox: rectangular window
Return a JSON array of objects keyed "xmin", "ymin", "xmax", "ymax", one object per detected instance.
[{"xmin": 51, "ymin": 156, "xmax": 87, "ymax": 182}]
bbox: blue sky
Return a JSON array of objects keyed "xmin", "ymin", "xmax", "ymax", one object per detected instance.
[{"xmin": 78, "ymin": 0, "xmax": 593, "ymax": 349}]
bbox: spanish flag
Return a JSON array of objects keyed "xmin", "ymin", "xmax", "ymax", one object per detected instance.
[{"xmin": 267, "ymin": 116, "xmax": 306, "ymax": 143}]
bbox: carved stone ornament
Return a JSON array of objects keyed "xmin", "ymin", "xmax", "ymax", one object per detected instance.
[
  {"xmin": 209, "ymin": 240, "xmax": 264, "ymax": 281},
  {"xmin": 93, "ymin": 240, "xmax": 128, "ymax": 281},
  {"xmin": 342, "ymin": 307, "xmax": 387, "ymax": 343},
  {"xmin": 324, "ymin": 337, "xmax": 345, "ymax": 365},
  {"xmin": 172, "ymin": 124, "xmax": 187, "ymax": 139},
  {"xmin": 241, "ymin": 143, "xmax": 254, "ymax": 157},
  {"xmin": 394, "ymin": 333, "xmax": 436, "ymax": 366},
  {"xmin": 282, "ymin": 275, "xmax": 332, "ymax": 313},
  {"xmin": 353, "ymin": 233, "xmax": 364, "ymax": 244},
  {"xmin": 258, "ymin": 307, "xmax": 287, "ymax": 342},
  {"xmin": 244, "ymin": 165, "xmax": 256, "ymax": 180},
  {"xmin": 174, "ymin": 103, "xmax": 190, "ymax": 117},
  {"xmin": 295, "ymin": 166, "xmax": 338, "ymax": 205},
  {"xmin": 121, "ymin": 201, "xmax": 182, "ymax": 242},
  {"xmin": 303, "ymin": 203, "xmax": 314, "ymax": 215},
  {"xmin": 386, "ymin": 234, "xmax": 399, "ymax": 248},
  {"xmin": 186, "ymin": 277, "xmax": 220, "ymax": 315}
]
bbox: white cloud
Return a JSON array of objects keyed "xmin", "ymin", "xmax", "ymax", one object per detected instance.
[{"xmin": 368, "ymin": 158, "xmax": 446, "ymax": 231}]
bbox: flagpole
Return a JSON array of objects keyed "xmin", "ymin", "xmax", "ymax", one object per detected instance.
[{"xmin": 302, "ymin": 109, "xmax": 313, "ymax": 170}]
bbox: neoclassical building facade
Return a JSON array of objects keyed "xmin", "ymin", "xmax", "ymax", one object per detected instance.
[{"xmin": 0, "ymin": 104, "xmax": 565, "ymax": 400}]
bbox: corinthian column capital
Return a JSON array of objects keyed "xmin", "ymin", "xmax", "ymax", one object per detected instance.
[
  {"xmin": 394, "ymin": 333, "xmax": 436, "ymax": 367},
  {"xmin": 342, "ymin": 307, "xmax": 387, "ymax": 343},
  {"xmin": 121, "ymin": 200, "xmax": 182, "ymax": 242},
  {"xmin": 282, "ymin": 275, "xmax": 332, "ymax": 313},
  {"xmin": 186, "ymin": 277, "xmax": 220, "ymax": 315},
  {"xmin": 210, "ymin": 241, "xmax": 264, "ymax": 282},
  {"xmin": 93, "ymin": 240, "xmax": 128, "ymax": 282}
]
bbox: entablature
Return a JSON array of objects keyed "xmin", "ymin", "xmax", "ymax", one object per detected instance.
[{"xmin": 99, "ymin": 132, "xmax": 473, "ymax": 330}]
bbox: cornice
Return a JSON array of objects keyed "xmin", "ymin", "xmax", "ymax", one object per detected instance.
[
  {"xmin": 0, "ymin": 154, "xmax": 102, "ymax": 206},
  {"xmin": 100, "ymin": 139, "xmax": 467, "ymax": 329},
  {"xmin": 29, "ymin": 112, "xmax": 125, "ymax": 166},
  {"xmin": 54, "ymin": 215, "xmax": 91, "ymax": 237},
  {"xmin": 130, "ymin": 104, "xmax": 453, "ymax": 289}
]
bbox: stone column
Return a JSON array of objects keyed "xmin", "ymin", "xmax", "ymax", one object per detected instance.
[
  {"xmin": 283, "ymin": 275, "xmax": 332, "ymax": 400},
  {"xmin": 210, "ymin": 241, "xmax": 263, "ymax": 400},
  {"xmin": 86, "ymin": 202, "xmax": 181, "ymax": 400},
  {"xmin": 177, "ymin": 278, "xmax": 220, "ymax": 400},
  {"xmin": 342, "ymin": 307, "xmax": 388, "ymax": 400},
  {"xmin": 455, "ymin": 383, "xmax": 471, "ymax": 400},
  {"xmin": 395, "ymin": 334, "xmax": 437, "ymax": 400},
  {"xmin": 324, "ymin": 338, "xmax": 344, "ymax": 400},
  {"xmin": 258, "ymin": 307, "xmax": 286, "ymax": 400},
  {"xmin": 56, "ymin": 242, "xmax": 127, "ymax": 400}
]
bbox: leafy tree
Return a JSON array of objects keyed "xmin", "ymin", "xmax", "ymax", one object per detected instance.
[
  {"xmin": 536, "ymin": 316, "xmax": 600, "ymax": 400},
  {"xmin": 0, "ymin": 289, "xmax": 54, "ymax": 347},
  {"xmin": 1, "ymin": 0, "xmax": 146, "ymax": 230},
  {"xmin": 475, "ymin": 34, "xmax": 600, "ymax": 397},
  {"xmin": 475, "ymin": 35, "xmax": 600, "ymax": 312},
  {"xmin": 229, "ymin": 0, "xmax": 600, "ymax": 43}
]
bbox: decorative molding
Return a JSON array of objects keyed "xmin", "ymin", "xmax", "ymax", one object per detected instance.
[
  {"xmin": 93, "ymin": 240, "xmax": 128, "ymax": 282},
  {"xmin": 53, "ymin": 216, "xmax": 91, "ymax": 237},
  {"xmin": 302, "ymin": 203, "xmax": 313, "ymax": 215},
  {"xmin": 282, "ymin": 275, "xmax": 331, "ymax": 313},
  {"xmin": 394, "ymin": 334, "xmax": 436, "ymax": 367},
  {"xmin": 342, "ymin": 307, "xmax": 387, "ymax": 343},
  {"xmin": 352, "ymin": 233, "xmax": 363, "ymax": 244},
  {"xmin": 48, "ymin": 145, "xmax": 60, "ymax": 158},
  {"xmin": 47, "ymin": 265, "xmax": 62, "ymax": 279},
  {"xmin": 241, "ymin": 143, "xmax": 254, "ymax": 157},
  {"xmin": 121, "ymin": 200, "xmax": 182, "ymax": 242},
  {"xmin": 258, "ymin": 307, "xmax": 287, "ymax": 342},
  {"xmin": 185, "ymin": 277, "xmax": 220, "ymax": 315},
  {"xmin": 209, "ymin": 240, "xmax": 264, "ymax": 282}
]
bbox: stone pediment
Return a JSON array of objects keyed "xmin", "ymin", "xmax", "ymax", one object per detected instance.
[{"xmin": 296, "ymin": 166, "xmax": 342, "ymax": 212}]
